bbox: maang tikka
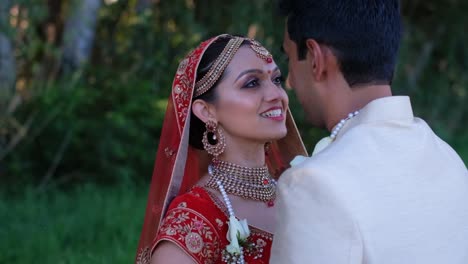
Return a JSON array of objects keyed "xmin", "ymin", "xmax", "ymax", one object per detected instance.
[{"xmin": 202, "ymin": 120, "xmax": 226, "ymax": 158}]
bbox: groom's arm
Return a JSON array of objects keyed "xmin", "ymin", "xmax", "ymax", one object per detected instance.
[{"xmin": 270, "ymin": 164, "xmax": 363, "ymax": 264}]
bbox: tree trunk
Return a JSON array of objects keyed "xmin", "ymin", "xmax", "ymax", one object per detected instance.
[
  {"xmin": 61, "ymin": 0, "xmax": 102, "ymax": 75},
  {"xmin": 0, "ymin": 0, "xmax": 16, "ymax": 109}
]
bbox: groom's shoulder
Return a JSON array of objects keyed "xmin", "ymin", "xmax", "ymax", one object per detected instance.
[
  {"xmin": 279, "ymin": 153, "xmax": 345, "ymax": 190},
  {"xmin": 278, "ymin": 129, "xmax": 382, "ymax": 190}
]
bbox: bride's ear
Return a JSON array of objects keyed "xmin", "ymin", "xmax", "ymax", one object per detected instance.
[{"xmin": 192, "ymin": 99, "xmax": 216, "ymax": 123}]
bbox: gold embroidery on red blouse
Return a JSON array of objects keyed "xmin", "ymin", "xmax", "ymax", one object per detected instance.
[
  {"xmin": 157, "ymin": 207, "xmax": 221, "ymax": 263},
  {"xmin": 136, "ymin": 247, "xmax": 151, "ymax": 264}
]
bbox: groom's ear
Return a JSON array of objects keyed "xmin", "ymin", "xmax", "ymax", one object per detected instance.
[
  {"xmin": 305, "ymin": 39, "xmax": 326, "ymax": 82},
  {"xmin": 192, "ymin": 99, "xmax": 216, "ymax": 123}
]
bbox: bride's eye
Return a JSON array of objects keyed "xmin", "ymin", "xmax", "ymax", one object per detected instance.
[
  {"xmin": 243, "ymin": 78, "xmax": 260, "ymax": 88},
  {"xmin": 273, "ymin": 75, "xmax": 285, "ymax": 85}
]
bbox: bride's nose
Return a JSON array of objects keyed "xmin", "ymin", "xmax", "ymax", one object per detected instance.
[{"xmin": 264, "ymin": 82, "xmax": 288, "ymax": 103}]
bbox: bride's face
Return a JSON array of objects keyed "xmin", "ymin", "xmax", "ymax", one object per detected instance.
[{"xmin": 212, "ymin": 45, "xmax": 289, "ymax": 144}]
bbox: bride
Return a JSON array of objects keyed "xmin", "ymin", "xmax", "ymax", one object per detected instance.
[{"xmin": 135, "ymin": 34, "xmax": 306, "ymax": 264}]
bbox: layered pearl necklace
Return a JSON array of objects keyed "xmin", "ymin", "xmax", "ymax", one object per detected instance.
[
  {"xmin": 330, "ymin": 110, "xmax": 360, "ymax": 140},
  {"xmin": 206, "ymin": 159, "xmax": 276, "ymax": 264},
  {"xmin": 215, "ymin": 180, "xmax": 246, "ymax": 264},
  {"xmin": 312, "ymin": 110, "xmax": 360, "ymax": 156}
]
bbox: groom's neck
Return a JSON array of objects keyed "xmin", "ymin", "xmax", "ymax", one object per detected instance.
[
  {"xmin": 350, "ymin": 84, "xmax": 393, "ymax": 110},
  {"xmin": 325, "ymin": 84, "xmax": 392, "ymax": 131}
]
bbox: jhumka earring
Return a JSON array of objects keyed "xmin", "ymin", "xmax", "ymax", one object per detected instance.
[{"xmin": 202, "ymin": 120, "xmax": 226, "ymax": 158}]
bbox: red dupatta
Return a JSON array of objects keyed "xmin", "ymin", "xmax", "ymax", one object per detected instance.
[{"xmin": 135, "ymin": 34, "xmax": 307, "ymax": 264}]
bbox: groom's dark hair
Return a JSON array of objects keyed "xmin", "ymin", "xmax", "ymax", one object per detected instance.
[{"xmin": 278, "ymin": 0, "xmax": 402, "ymax": 87}]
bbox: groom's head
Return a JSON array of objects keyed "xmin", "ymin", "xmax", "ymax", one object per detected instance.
[{"xmin": 279, "ymin": 0, "xmax": 402, "ymax": 128}]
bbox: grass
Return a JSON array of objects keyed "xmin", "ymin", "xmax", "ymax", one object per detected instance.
[
  {"xmin": 0, "ymin": 183, "xmax": 148, "ymax": 264},
  {"xmin": 0, "ymin": 139, "xmax": 465, "ymax": 264}
]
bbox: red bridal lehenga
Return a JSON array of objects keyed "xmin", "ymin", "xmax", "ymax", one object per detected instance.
[
  {"xmin": 135, "ymin": 34, "xmax": 307, "ymax": 264},
  {"xmin": 156, "ymin": 186, "xmax": 274, "ymax": 263}
]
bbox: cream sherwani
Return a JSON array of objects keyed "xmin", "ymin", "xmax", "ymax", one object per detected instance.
[{"xmin": 270, "ymin": 96, "xmax": 468, "ymax": 264}]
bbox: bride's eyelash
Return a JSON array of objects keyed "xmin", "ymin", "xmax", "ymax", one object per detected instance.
[
  {"xmin": 243, "ymin": 78, "xmax": 260, "ymax": 88},
  {"xmin": 273, "ymin": 75, "xmax": 285, "ymax": 86},
  {"xmin": 242, "ymin": 74, "xmax": 284, "ymax": 88}
]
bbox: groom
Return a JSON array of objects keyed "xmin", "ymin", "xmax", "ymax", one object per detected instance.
[{"xmin": 271, "ymin": 0, "xmax": 468, "ymax": 263}]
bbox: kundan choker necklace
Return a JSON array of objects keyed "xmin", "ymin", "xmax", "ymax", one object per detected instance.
[{"xmin": 206, "ymin": 159, "xmax": 276, "ymax": 207}]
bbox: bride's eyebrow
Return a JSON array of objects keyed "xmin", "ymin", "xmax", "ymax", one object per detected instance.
[
  {"xmin": 235, "ymin": 67, "xmax": 280, "ymax": 82},
  {"xmin": 235, "ymin": 69, "xmax": 263, "ymax": 82}
]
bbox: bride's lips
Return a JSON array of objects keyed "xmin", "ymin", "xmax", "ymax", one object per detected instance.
[{"xmin": 260, "ymin": 107, "xmax": 285, "ymax": 121}]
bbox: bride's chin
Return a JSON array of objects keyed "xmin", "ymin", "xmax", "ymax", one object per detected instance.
[
  {"xmin": 276, "ymin": 127, "xmax": 288, "ymax": 138},
  {"xmin": 263, "ymin": 130, "xmax": 288, "ymax": 142}
]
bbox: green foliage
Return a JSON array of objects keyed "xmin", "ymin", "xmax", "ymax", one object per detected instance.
[
  {"xmin": 0, "ymin": 183, "xmax": 146, "ymax": 263},
  {"xmin": 3, "ymin": 77, "xmax": 166, "ymax": 190},
  {"xmin": 394, "ymin": 2, "xmax": 468, "ymax": 155},
  {"xmin": 1, "ymin": 1, "xmax": 467, "ymax": 193},
  {"xmin": 93, "ymin": 0, "xmax": 206, "ymax": 97}
]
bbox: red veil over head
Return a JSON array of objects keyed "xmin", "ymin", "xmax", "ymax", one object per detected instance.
[{"xmin": 135, "ymin": 34, "xmax": 307, "ymax": 263}]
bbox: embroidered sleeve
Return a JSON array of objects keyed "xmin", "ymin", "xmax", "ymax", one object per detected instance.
[{"xmin": 154, "ymin": 202, "xmax": 223, "ymax": 264}]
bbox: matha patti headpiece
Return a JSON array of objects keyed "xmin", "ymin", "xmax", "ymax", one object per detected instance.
[{"xmin": 194, "ymin": 35, "xmax": 273, "ymax": 98}]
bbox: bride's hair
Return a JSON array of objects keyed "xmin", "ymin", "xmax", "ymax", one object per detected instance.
[{"xmin": 189, "ymin": 35, "xmax": 249, "ymax": 149}]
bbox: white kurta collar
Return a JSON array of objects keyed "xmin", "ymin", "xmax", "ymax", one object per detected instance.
[{"xmin": 337, "ymin": 96, "xmax": 414, "ymax": 139}]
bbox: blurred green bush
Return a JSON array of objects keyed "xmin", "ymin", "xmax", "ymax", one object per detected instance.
[{"xmin": 4, "ymin": 78, "xmax": 165, "ymax": 191}]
